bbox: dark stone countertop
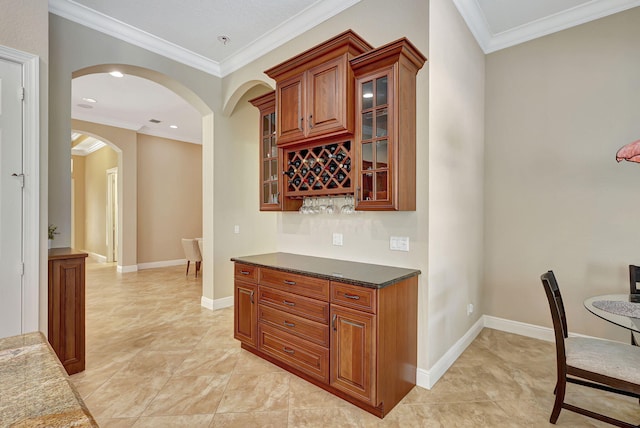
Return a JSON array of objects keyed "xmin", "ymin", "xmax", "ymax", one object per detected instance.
[{"xmin": 231, "ymin": 252, "xmax": 420, "ymax": 289}]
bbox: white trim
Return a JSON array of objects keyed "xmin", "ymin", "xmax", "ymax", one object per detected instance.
[
  {"xmin": 117, "ymin": 264, "xmax": 138, "ymax": 273},
  {"xmin": 453, "ymin": 0, "xmax": 640, "ymax": 53},
  {"xmin": 85, "ymin": 251, "xmax": 107, "ymax": 263},
  {"xmin": 417, "ymin": 316, "xmax": 484, "ymax": 390},
  {"xmin": 201, "ymin": 295, "xmax": 233, "ymax": 311},
  {"xmin": 48, "ymin": 0, "xmax": 220, "ymax": 76},
  {"xmin": 71, "ymin": 139, "xmax": 106, "ymax": 156},
  {"xmin": 48, "ymin": 0, "xmax": 361, "ymax": 77},
  {"xmin": 219, "ymin": 0, "xmax": 361, "ymax": 76},
  {"xmin": 138, "ymin": 258, "xmax": 185, "ymax": 270},
  {"xmin": 0, "ymin": 46, "xmax": 40, "ymax": 334},
  {"xmin": 484, "ymin": 315, "xmax": 555, "ymax": 342}
]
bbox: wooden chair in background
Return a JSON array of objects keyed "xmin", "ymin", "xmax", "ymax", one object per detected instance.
[{"xmin": 540, "ymin": 270, "xmax": 640, "ymax": 427}]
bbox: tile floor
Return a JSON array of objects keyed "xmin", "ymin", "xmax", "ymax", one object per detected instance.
[{"xmin": 70, "ymin": 260, "xmax": 639, "ymax": 427}]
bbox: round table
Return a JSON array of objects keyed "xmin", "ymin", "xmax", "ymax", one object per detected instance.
[{"xmin": 584, "ymin": 293, "xmax": 640, "ymax": 333}]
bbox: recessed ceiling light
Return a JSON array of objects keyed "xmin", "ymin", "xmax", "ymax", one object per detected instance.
[
  {"xmin": 109, "ymin": 71, "xmax": 124, "ymax": 78},
  {"xmin": 217, "ymin": 35, "xmax": 231, "ymax": 45},
  {"xmin": 82, "ymin": 97, "xmax": 97, "ymax": 103},
  {"xmin": 169, "ymin": 125, "xmax": 178, "ymax": 129},
  {"xmin": 77, "ymin": 104, "xmax": 94, "ymax": 109}
]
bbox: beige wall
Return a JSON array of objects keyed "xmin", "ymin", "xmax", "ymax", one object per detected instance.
[
  {"xmin": 428, "ymin": 0, "xmax": 485, "ymax": 368},
  {"xmin": 484, "ymin": 7, "xmax": 640, "ymax": 343},
  {"xmin": 71, "ymin": 155, "xmax": 85, "ymax": 249},
  {"xmin": 83, "ymin": 146, "xmax": 118, "ymax": 256},
  {"xmin": 137, "ymin": 134, "xmax": 202, "ymax": 264}
]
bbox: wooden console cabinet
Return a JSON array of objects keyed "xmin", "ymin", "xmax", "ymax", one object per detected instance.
[
  {"xmin": 232, "ymin": 253, "xmax": 420, "ymax": 418},
  {"xmin": 48, "ymin": 248, "xmax": 88, "ymax": 375}
]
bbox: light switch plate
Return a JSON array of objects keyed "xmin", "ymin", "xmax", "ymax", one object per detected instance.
[
  {"xmin": 332, "ymin": 233, "xmax": 343, "ymax": 246},
  {"xmin": 234, "ymin": 225, "xmax": 240, "ymax": 234},
  {"xmin": 390, "ymin": 236, "xmax": 409, "ymax": 251}
]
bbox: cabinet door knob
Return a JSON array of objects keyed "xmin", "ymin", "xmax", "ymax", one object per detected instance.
[
  {"xmin": 308, "ymin": 114, "xmax": 313, "ymax": 128},
  {"xmin": 343, "ymin": 293, "xmax": 360, "ymax": 300},
  {"xmin": 283, "ymin": 280, "xmax": 296, "ymax": 285},
  {"xmin": 240, "ymin": 270, "xmax": 250, "ymax": 275},
  {"xmin": 282, "ymin": 300, "xmax": 295, "ymax": 307},
  {"xmin": 283, "ymin": 347, "xmax": 295, "ymax": 354},
  {"xmin": 250, "ymin": 290, "xmax": 254, "ymax": 304},
  {"xmin": 299, "ymin": 117, "xmax": 304, "ymax": 130},
  {"xmin": 283, "ymin": 321, "xmax": 295, "ymax": 328},
  {"xmin": 332, "ymin": 313, "xmax": 337, "ymax": 331}
]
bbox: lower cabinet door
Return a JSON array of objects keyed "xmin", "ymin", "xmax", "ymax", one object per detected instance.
[
  {"xmin": 234, "ymin": 281, "xmax": 257, "ymax": 347},
  {"xmin": 330, "ymin": 305, "xmax": 376, "ymax": 404},
  {"xmin": 259, "ymin": 323, "xmax": 329, "ymax": 382}
]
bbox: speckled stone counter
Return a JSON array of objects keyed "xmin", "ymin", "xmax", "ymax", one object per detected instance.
[
  {"xmin": 231, "ymin": 252, "xmax": 420, "ymax": 288},
  {"xmin": 0, "ymin": 332, "xmax": 97, "ymax": 427}
]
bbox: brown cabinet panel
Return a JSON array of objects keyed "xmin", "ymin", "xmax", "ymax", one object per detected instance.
[
  {"xmin": 259, "ymin": 304, "xmax": 329, "ymax": 346},
  {"xmin": 330, "ymin": 281, "xmax": 377, "ymax": 314},
  {"xmin": 276, "ymin": 75, "xmax": 305, "ymax": 144},
  {"xmin": 234, "ymin": 263, "xmax": 257, "ymax": 282},
  {"xmin": 48, "ymin": 248, "xmax": 87, "ymax": 375},
  {"xmin": 259, "ymin": 268, "xmax": 329, "ymax": 301},
  {"xmin": 258, "ymin": 286, "xmax": 329, "ymax": 324},
  {"xmin": 234, "ymin": 281, "xmax": 257, "ymax": 348},
  {"xmin": 305, "ymin": 57, "xmax": 346, "ymax": 139},
  {"xmin": 259, "ymin": 323, "xmax": 329, "ymax": 382}
]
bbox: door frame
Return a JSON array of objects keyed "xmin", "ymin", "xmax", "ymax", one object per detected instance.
[
  {"xmin": 106, "ymin": 167, "xmax": 118, "ymax": 263},
  {"xmin": 0, "ymin": 45, "xmax": 40, "ymax": 334}
]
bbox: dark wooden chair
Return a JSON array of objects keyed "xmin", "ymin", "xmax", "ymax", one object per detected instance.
[
  {"xmin": 540, "ymin": 270, "xmax": 640, "ymax": 427},
  {"xmin": 629, "ymin": 265, "xmax": 640, "ymax": 346}
]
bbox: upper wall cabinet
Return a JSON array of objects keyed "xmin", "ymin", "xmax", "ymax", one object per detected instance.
[
  {"xmin": 265, "ymin": 30, "xmax": 373, "ymax": 146},
  {"xmin": 350, "ymin": 39, "xmax": 426, "ymax": 211}
]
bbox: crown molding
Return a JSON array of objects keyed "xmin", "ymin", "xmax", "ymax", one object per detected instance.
[
  {"xmin": 49, "ymin": 0, "xmax": 221, "ymax": 76},
  {"xmin": 453, "ymin": 0, "xmax": 640, "ymax": 54},
  {"xmin": 71, "ymin": 138, "xmax": 106, "ymax": 156},
  {"xmin": 219, "ymin": 0, "xmax": 361, "ymax": 76},
  {"xmin": 50, "ymin": 0, "xmax": 361, "ymax": 77}
]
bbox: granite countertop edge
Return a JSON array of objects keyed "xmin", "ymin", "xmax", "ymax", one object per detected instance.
[{"xmin": 231, "ymin": 253, "xmax": 421, "ymax": 289}]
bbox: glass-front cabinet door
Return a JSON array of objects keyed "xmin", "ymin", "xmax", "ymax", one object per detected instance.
[
  {"xmin": 250, "ymin": 92, "xmax": 281, "ymax": 211},
  {"xmin": 355, "ymin": 69, "xmax": 393, "ymax": 209}
]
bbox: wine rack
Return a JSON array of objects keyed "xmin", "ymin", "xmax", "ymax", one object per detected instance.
[{"xmin": 284, "ymin": 141, "xmax": 353, "ymax": 196}]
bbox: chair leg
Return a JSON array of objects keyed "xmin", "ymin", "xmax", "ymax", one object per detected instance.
[
  {"xmin": 186, "ymin": 260, "xmax": 190, "ymax": 276},
  {"xmin": 550, "ymin": 377, "xmax": 566, "ymax": 424},
  {"xmin": 195, "ymin": 261, "xmax": 201, "ymax": 278}
]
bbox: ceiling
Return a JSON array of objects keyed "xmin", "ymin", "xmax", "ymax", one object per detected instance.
[{"xmin": 57, "ymin": 0, "xmax": 640, "ymax": 146}]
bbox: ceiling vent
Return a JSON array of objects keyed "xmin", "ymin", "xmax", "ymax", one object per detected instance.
[{"xmin": 149, "ymin": 118, "xmax": 161, "ymax": 123}]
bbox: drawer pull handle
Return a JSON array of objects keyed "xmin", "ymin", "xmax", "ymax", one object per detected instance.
[
  {"xmin": 240, "ymin": 270, "xmax": 250, "ymax": 275},
  {"xmin": 283, "ymin": 321, "xmax": 295, "ymax": 328},
  {"xmin": 250, "ymin": 290, "xmax": 254, "ymax": 304},
  {"xmin": 332, "ymin": 314, "xmax": 337, "ymax": 331},
  {"xmin": 343, "ymin": 293, "xmax": 360, "ymax": 300},
  {"xmin": 283, "ymin": 280, "xmax": 296, "ymax": 285},
  {"xmin": 282, "ymin": 300, "xmax": 296, "ymax": 307},
  {"xmin": 283, "ymin": 347, "xmax": 295, "ymax": 354}
]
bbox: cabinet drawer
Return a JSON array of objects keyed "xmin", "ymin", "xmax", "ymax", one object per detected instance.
[
  {"xmin": 330, "ymin": 282, "xmax": 377, "ymax": 314},
  {"xmin": 259, "ymin": 324, "xmax": 329, "ymax": 383},
  {"xmin": 258, "ymin": 286, "xmax": 329, "ymax": 324},
  {"xmin": 259, "ymin": 268, "xmax": 329, "ymax": 301},
  {"xmin": 259, "ymin": 304, "xmax": 329, "ymax": 347},
  {"xmin": 235, "ymin": 263, "xmax": 257, "ymax": 282}
]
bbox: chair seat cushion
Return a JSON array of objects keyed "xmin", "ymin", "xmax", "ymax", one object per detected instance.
[{"xmin": 566, "ymin": 337, "xmax": 640, "ymax": 384}]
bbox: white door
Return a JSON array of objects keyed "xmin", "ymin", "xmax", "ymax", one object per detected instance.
[
  {"xmin": 106, "ymin": 167, "xmax": 118, "ymax": 263},
  {"xmin": 0, "ymin": 58, "xmax": 24, "ymax": 338}
]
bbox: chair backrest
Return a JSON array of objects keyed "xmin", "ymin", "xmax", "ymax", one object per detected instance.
[
  {"xmin": 181, "ymin": 238, "xmax": 202, "ymax": 262},
  {"xmin": 196, "ymin": 238, "xmax": 203, "ymax": 260},
  {"xmin": 629, "ymin": 265, "xmax": 640, "ymax": 294},
  {"xmin": 540, "ymin": 271, "xmax": 568, "ymax": 369}
]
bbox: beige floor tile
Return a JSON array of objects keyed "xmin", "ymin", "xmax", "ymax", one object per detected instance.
[
  {"xmin": 141, "ymin": 374, "xmax": 230, "ymax": 416},
  {"xmin": 131, "ymin": 414, "xmax": 214, "ymax": 427},
  {"xmin": 216, "ymin": 372, "xmax": 291, "ymax": 413},
  {"xmin": 211, "ymin": 410, "xmax": 289, "ymax": 428}
]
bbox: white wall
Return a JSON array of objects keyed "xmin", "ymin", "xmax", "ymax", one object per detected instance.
[{"xmin": 484, "ymin": 7, "xmax": 640, "ymax": 343}]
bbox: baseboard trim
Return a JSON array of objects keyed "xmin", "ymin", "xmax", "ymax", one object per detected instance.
[
  {"xmin": 201, "ymin": 295, "xmax": 234, "ymax": 311},
  {"xmin": 483, "ymin": 314, "xmax": 555, "ymax": 342},
  {"xmin": 117, "ymin": 265, "xmax": 138, "ymax": 273},
  {"xmin": 417, "ymin": 316, "xmax": 485, "ymax": 390},
  {"xmin": 85, "ymin": 251, "xmax": 107, "ymax": 263},
  {"xmin": 138, "ymin": 259, "xmax": 186, "ymax": 270}
]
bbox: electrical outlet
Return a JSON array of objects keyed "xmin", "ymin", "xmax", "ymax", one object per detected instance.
[
  {"xmin": 332, "ymin": 233, "xmax": 343, "ymax": 246},
  {"xmin": 389, "ymin": 236, "xmax": 409, "ymax": 251},
  {"xmin": 467, "ymin": 303, "xmax": 474, "ymax": 316},
  {"xmin": 234, "ymin": 225, "xmax": 240, "ymax": 234}
]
